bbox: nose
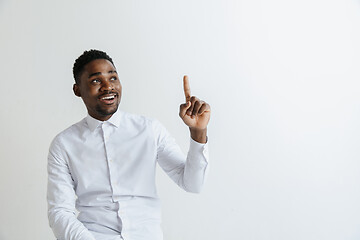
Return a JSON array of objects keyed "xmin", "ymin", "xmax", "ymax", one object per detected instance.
[{"xmin": 100, "ymin": 79, "xmax": 114, "ymax": 91}]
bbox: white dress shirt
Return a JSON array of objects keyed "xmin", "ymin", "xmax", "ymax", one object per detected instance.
[{"xmin": 47, "ymin": 110, "xmax": 209, "ymax": 240}]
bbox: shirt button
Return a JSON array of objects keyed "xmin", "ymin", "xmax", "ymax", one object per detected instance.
[{"xmin": 109, "ymin": 159, "xmax": 113, "ymax": 163}]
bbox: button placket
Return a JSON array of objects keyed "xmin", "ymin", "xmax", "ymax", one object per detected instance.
[{"xmin": 102, "ymin": 124, "xmax": 117, "ymax": 197}]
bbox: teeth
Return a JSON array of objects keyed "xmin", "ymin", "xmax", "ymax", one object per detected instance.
[{"xmin": 102, "ymin": 95, "xmax": 115, "ymax": 100}]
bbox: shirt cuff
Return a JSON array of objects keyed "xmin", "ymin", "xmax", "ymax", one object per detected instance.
[{"xmin": 188, "ymin": 137, "xmax": 209, "ymax": 164}]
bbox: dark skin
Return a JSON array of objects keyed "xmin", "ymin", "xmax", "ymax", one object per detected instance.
[
  {"xmin": 73, "ymin": 59, "xmax": 211, "ymax": 143},
  {"xmin": 73, "ymin": 59, "xmax": 122, "ymax": 122},
  {"xmin": 179, "ymin": 75, "xmax": 210, "ymax": 143}
]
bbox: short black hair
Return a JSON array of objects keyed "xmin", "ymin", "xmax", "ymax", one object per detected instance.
[{"xmin": 73, "ymin": 49, "xmax": 114, "ymax": 84}]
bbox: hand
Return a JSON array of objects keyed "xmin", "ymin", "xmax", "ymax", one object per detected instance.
[{"xmin": 179, "ymin": 75, "xmax": 211, "ymax": 142}]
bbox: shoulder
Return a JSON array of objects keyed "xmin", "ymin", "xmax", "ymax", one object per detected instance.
[
  {"xmin": 49, "ymin": 118, "xmax": 87, "ymax": 151},
  {"xmin": 120, "ymin": 111, "xmax": 156, "ymax": 128},
  {"xmin": 119, "ymin": 111, "xmax": 167, "ymax": 135}
]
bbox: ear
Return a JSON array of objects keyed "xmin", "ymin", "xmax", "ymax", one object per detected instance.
[{"xmin": 73, "ymin": 84, "xmax": 81, "ymax": 97}]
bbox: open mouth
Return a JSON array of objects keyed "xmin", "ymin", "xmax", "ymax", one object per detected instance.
[{"xmin": 99, "ymin": 93, "xmax": 117, "ymax": 104}]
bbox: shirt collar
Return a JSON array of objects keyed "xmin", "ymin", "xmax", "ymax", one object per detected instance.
[{"xmin": 85, "ymin": 110, "xmax": 122, "ymax": 131}]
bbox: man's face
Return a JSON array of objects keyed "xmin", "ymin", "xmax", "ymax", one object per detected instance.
[{"xmin": 73, "ymin": 59, "xmax": 122, "ymax": 121}]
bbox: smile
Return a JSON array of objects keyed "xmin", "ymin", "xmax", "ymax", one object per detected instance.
[
  {"xmin": 101, "ymin": 95, "xmax": 115, "ymax": 100},
  {"xmin": 99, "ymin": 93, "xmax": 117, "ymax": 104}
]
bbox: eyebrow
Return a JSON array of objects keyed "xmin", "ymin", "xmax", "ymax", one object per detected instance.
[{"xmin": 88, "ymin": 70, "xmax": 117, "ymax": 78}]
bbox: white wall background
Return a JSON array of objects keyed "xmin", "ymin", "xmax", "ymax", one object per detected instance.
[{"xmin": 1, "ymin": 0, "xmax": 360, "ymax": 239}]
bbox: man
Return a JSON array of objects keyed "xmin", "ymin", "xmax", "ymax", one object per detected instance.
[{"xmin": 47, "ymin": 49, "xmax": 210, "ymax": 240}]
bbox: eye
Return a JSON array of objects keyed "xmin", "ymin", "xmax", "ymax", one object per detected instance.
[
  {"xmin": 91, "ymin": 79, "xmax": 100, "ymax": 84},
  {"xmin": 110, "ymin": 76, "xmax": 118, "ymax": 81}
]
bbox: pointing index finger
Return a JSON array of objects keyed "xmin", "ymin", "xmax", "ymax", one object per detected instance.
[{"xmin": 183, "ymin": 75, "xmax": 191, "ymax": 102}]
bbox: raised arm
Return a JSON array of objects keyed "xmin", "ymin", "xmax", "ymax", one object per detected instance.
[
  {"xmin": 157, "ymin": 75, "xmax": 210, "ymax": 193},
  {"xmin": 179, "ymin": 75, "xmax": 211, "ymax": 143}
]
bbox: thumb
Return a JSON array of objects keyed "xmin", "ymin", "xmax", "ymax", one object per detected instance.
[{"xmin": 179, "ymin": 101, "xmax": 191, "ymax": 118}]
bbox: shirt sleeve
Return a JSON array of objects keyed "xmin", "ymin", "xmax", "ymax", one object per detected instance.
[
  {"xmin": 153, "ymin": 120, "xmax": 209, "ymax": 193},
  {"xmin": 47, "ymin": 137, "xmax": 96, "ymax": 240}
]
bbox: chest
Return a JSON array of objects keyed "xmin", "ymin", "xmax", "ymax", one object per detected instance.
[{"xmin": 65, "ymin": 126, "xmax": 158, "ymax": 187}]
